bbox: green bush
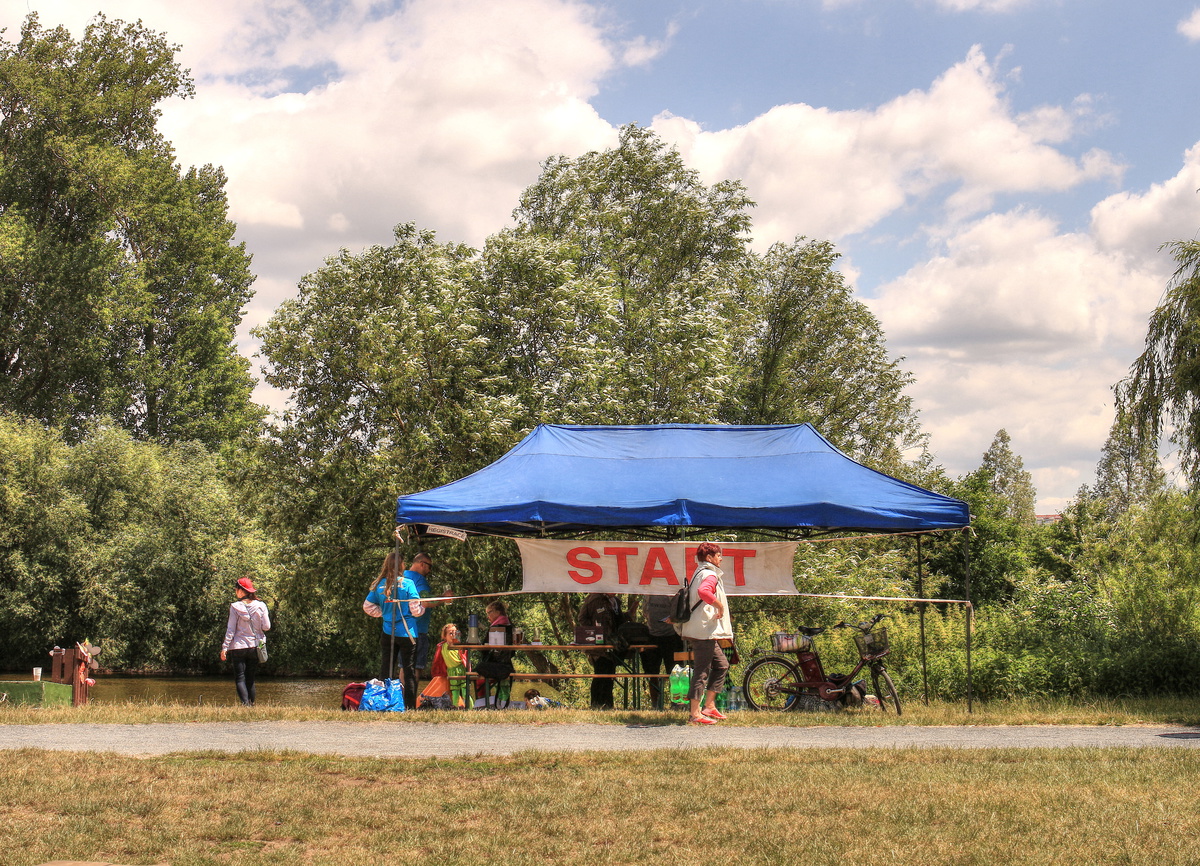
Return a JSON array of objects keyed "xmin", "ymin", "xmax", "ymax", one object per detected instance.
[{"xmin": 0, "ymin": 415, "xmax": 274, "ymax": 672}]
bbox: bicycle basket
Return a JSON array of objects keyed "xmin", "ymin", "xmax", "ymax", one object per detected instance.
[
  {"xmin": 853, "ymin": 628, "xmax": 890, "ymax": 658},
  {"xmin": 771, "ymin": 632, "xmax": 812, "ymax": 653}
]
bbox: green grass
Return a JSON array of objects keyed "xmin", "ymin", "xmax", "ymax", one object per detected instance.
[
  {"xmin": 3, "ymin": 746, "xmax": 1199, "ymax": 865},
  {"xmin": 2, "ymin": 694, "xmax": 1199, "ymax": 725}
]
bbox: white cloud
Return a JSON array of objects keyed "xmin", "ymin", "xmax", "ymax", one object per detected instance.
[
  {"xmin": 1178, "ymin": 8, "xmax": 1200, "ymax": 41},
  {"xmin": 932, "ymin": 0, "xmax": 1034, "ymax": 11},
  {"xmin": 654, "ymin": 46, "xmax": 1121, "ymax": 245},
  {"xmin": 1091, "ymin": 143, "xmax": 1200, "ymax": 266},
  {"xmin": 864, "ymin": 145, "xmax": 1200, "ymax": 508},
  {"xmin": 5, "ymin": 0, "xmax": 1197, "ymax": 515},
  {"xmin": 870, "ymin": 210, "xmax": 1160, "ymax": 356},
  {"xmin": 820, "ymin": 0, "xmax": 1035, "ymax": 12},
  {"xmin": 620, "ymin": 20, "xmax": 679, "ymax": 67},
  {"xmin": 140, "ymin": 0, "xmax": 626, "ymax": 325}
]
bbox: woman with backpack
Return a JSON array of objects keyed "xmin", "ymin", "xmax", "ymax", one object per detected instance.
[
  {"xmin": 679, "ymin": 542, "xmax": 733, "ymax": 725},
  {"xmin": 219, "ymin": 576, "xmax": 271, "ymax": 706}
]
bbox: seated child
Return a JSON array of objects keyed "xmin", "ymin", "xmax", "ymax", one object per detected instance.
[{"xmin": 432, "ymin": 622, "xmax": 468, "ymax": 708}]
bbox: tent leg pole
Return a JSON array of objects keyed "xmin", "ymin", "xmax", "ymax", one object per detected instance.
[
  {"xmin": 963, "ymin": 528, "xmax": 973, "ymax": 714},
  {"xmin": 389, "ymin": 531, "xmax": 401, "ymax": 681},
  {"xmin": 917, "ymin": 535, "xmax": 928, "ymax": 707}
]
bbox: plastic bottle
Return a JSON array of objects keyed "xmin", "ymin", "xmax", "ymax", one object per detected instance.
[
  {"xmin": 720, "ymin": 683, "xmax": 735, "ymax": 711},
  {"xmin": 669, "ymin": 665, "xmax": 683, "ymax": 703},
  {"xmin": 715, "ymin": 685, "xmax": 727, "ymax": 711}
]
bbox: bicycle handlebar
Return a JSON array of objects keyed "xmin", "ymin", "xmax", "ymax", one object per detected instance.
[{"xmin": 831, "ymin": 613, "xmax": 889, "ymax": 633}]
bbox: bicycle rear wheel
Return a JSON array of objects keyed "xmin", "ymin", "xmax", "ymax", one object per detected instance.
[
  {"xmin": 742, "ymin": 656, "xmax": 803, "ymax": 711},
  {"xmin": 871, "ymin": 665, "xmax": 902, "ymax": 715}
]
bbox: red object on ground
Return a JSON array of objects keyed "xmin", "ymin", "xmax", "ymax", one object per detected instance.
[{"xmin": 341, "ymin": 682, "xmax": 367, "ymax": 710}]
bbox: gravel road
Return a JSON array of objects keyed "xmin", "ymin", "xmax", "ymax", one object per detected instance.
[{"xmin": 1, "ymin": 721, "xmax": 1198, "ymax": 757}]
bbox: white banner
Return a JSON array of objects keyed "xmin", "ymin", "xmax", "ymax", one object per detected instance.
[{"xmin": 515, "ymin": 540, "xmax": 799, "ymax": 596}]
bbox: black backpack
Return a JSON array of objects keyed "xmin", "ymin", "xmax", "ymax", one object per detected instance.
[
  {"xmin": 669, "ymin": 571, "xmax": 704, "ymax": 624},
  {"xmin": 612, "ymin": 621, "xmax": 652, "ymax": 656}
]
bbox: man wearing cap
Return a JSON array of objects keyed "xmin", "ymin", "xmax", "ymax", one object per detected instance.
[{"xmin": 404, "ymin": 553, "xmax": 443, "ymax": 679}]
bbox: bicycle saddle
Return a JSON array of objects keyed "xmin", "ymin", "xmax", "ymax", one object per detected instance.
[{"xmin": 798, "ymin": 626, "xmax": 826, "ymax": 637}]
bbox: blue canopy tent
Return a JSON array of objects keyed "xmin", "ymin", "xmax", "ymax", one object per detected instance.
[
  {"xmin": 395, "ymin": 423, "xmax": 976, "ymax": 708},
  {"xmin": 395, "ymin": 423, "xmax": 969, "ymax": 536}
]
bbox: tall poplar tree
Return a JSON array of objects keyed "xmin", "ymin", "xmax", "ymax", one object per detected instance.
[{"xmin": 0, "ymin": 13, "xmax": 260, "ymax": 445}]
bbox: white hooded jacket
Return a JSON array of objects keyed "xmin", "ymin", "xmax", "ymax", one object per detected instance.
[{"xmin": 678, "ymin": 563, "xmax": 733, "ymax": 641}]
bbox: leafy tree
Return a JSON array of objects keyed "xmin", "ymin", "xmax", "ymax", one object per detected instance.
[
  {"xmin": 513, "ymin": 124, "xmax": 752, "ymax": 422},
  {"xmin": 0, "ymin": 414, "xmax": 274, "ymax": 671},
  {"xmin": 253, "ymin": 127, "xmax": 933, "ymax": 670},
  {"xmin": 924, "ymin": 433, "xmax": 1038, "ymax": 605},
  {"xmin": 729, "ymin": 237, "xmax": 924, "ymax": 465},
  {"xmin": 474, "ymin": 229, "xmax": 620, "ymax": 428},
  {"xmin": 978, "ymin": 429, "xmax": 1036, "ymax": 524},
  {"xmin": 1119, "ymin": 238, "xmax": 1200, "ymax": 484},
  {"xmin": 1094, "ymin": 409, "xmax": 1166, "ymax": 518},
  {"xmin": 251, "ymin": 225, "xmax": 524, "ymax": 670},
  {"xmin": 0, "ymin": 13, "xmax": 260, "ymax": 446},
  {"xmin": 106, "ymin": 160, "xmax": 261, "ymax": 444},
  {"xmin": 1085, "ymin": 490, "xmax": 1200, "ymax": 693}
]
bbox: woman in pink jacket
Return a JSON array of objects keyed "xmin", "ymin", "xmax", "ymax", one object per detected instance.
[
  {"xmin": 219, "ymin": 576, "xmax": 271, "ymax": 706},
  {"xmin": 679, "ymin": 542, "xmax": 733, "ymax": 725}
]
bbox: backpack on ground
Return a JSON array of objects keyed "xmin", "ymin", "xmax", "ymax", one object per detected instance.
[{"xmin": 341, "ymin": 682, "xmax": 366, "ymax": 711}]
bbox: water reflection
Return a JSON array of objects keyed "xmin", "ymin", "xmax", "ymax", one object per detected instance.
[{"xmin": 92, "ymin": 676, "xmax": 350, "ymax": 708}]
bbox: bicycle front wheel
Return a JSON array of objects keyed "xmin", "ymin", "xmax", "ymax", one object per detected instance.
[
  {"xmin": 742, "ymin": 656, "xmax": 803, "ymax": 711},
  {"xmin": 871, "ymin": 665, "xmax": 902, "ymax": 715}
]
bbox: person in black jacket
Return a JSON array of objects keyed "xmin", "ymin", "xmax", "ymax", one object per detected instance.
[{"xmin": 578, "ymin": 592, "xmax": 624, "ymax": 709}]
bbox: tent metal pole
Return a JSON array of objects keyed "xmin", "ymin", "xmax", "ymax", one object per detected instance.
[
  {"xmin": 963, "ymin": 527, "xmax": 973, "ymax": 713},
  {"xmin": 917, "ymin": 535, "xmax": 929, "ymax": 706},
  {"xmin": 389, "ymin": 531, "xmax": 400, "ymax": 681}
]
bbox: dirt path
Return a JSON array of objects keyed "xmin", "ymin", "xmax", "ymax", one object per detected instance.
[{"xmin": 2, "ymin": 721, "xmax": 1198, "ymax": 756}]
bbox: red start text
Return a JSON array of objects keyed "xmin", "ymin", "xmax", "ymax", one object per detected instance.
[{"xmin": 565, "ymin": 546, "xmax": 754, "ymax": 587}]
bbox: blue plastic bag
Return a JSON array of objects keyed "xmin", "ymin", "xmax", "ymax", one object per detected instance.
[{"xmin": 358, "ymin": 678, "xmax": 406, "ymax": 712}]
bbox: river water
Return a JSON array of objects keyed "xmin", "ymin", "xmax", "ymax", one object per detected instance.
[{"xmin": 89, "ymin": 676, "xmax": 351, "ymax": 708}]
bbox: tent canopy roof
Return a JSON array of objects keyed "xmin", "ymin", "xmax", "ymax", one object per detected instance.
[{"xmin": 395, "ymin": 424, "xmax": 969, "ymax": 536}]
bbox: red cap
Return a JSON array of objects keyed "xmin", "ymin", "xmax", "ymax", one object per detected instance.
[{"xmin": 236, "ymin": 577, "xmax": 256, "ymax": 594}]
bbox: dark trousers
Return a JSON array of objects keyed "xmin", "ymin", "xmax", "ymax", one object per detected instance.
[
  {"xmin": 415, "ymin": 633, "xmax": 430, "ymax": 672},
  {"xmin": 590, "ymin": 653, "xmax": 617, "ymax": 709},
  {"xmin": 689, "ymin": 639, "xmax": 729, "ymax": 702},
  {"xmin": 642, "ymin": 632, "xmax": 684, "ymax": 709},
  {"xmin": 228, "ymin": 647, "xmax": 259, "ymax": 706},
  {"xmin": 380, "ymin": 631, "xmax": 418, "ymax": 708}
]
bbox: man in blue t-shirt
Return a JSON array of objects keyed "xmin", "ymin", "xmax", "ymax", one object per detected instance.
[{"xmin": 405, "ymin": 553, "xmax": 443, "ymax": 676}]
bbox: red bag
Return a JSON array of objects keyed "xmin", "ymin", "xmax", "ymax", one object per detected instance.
[{"xmin": 341, "ymin": 682, "xmax": 367, "ymax": 710}]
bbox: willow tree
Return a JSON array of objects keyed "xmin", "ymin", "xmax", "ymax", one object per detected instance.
[{"xmin": 1118, "ymin": 239, "xmax": 1200, "ymax": 485}]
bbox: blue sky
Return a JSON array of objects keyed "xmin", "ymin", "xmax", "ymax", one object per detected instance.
[{"xmin": 7, "ymin": 0, "xmax": 1200, "ymax": 511}]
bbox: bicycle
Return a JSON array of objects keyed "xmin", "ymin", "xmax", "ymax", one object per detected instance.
[{"xmin": 741, "ymin": 613, "xmax": 902, "ymax": 714}]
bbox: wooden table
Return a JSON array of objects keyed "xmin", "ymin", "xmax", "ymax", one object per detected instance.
[{"xmin": 454, "ymin": 644, "xmax": 664, "ymax": 709}]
